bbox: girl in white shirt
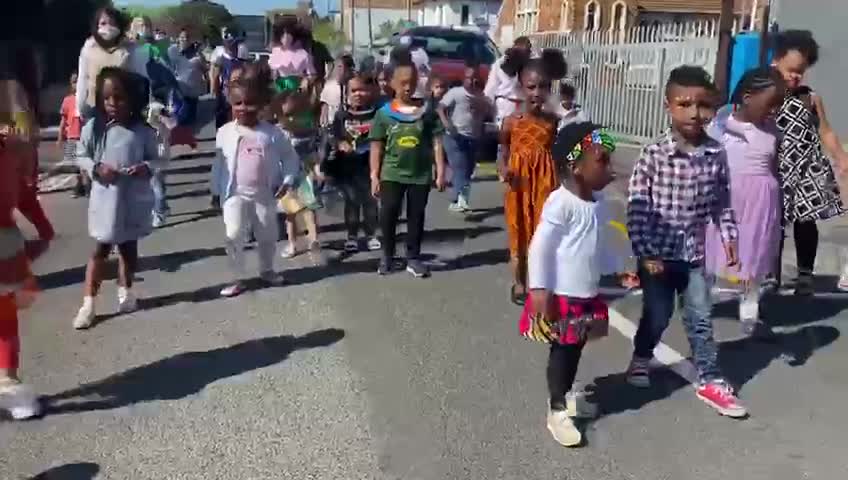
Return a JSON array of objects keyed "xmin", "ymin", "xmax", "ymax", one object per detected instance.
[
  {"xmin": 519, "ymin": 122, "xmax": 636, "ymax": 447},
  {"xmin": 211, "ymin": 75, "xmax": 299, "ymax": 298}
]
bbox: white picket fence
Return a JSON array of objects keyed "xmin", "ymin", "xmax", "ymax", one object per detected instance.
[{"xmin": 529, "ymin": 21, "xmax": 726, "ymax": 143}]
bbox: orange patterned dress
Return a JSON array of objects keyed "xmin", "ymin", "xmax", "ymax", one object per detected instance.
[{"xmin": 504, "ymin": 114, "xmax": 558, "ymax": 265}]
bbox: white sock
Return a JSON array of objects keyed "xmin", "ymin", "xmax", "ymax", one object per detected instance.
[
  {"xmin": 117, "ymin": 287, "xmax": 130, "ymax": 301},
  {"xmin": 81, "ymin": 296, "xmax": 94, "ymax": 310}
]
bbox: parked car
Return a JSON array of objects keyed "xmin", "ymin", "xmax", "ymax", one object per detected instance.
[{"xmin": 389, "ymin": 26, "xmax": 499, "ymax": 87}]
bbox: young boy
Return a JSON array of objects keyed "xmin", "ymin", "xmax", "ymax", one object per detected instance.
[
  {"xmin": 437, "ymin": 61, "xmax": 490, "ymax": 212},
  {"xmin": 57, "ymin": 72, "xmax": 87, "ymax": 198},
  {"xmin": 370, "ymin": 54, "xmax": 446, "ymax": 278},
  {"xmin": 626, "ymin": 66, "xmax": 746, "ymax": 418},
  {"xmin": 556, "ymin": 82, "xmax": 588, "ymax": 130},
  {"xmin": 324, "ymin": 74, "xmax": 381, "ymax": 253}
]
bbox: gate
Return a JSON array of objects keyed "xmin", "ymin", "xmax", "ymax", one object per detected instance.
[{"xmin": 529, "ymin": 22, "xmax": 721, "ymax": 143}]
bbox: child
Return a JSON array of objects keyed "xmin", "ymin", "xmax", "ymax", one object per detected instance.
[
  {"xmin": 376, "ymin": 67, "xmax": 393, "ymax": 103},
  {"xmin": 212, "ymin": 75, "xmax": 298, "ymax": 298},
  {"xmin": 369, "ymin": 50, "xmax": 446, "ymax": 277},
  {"xmin": 556, "ymin": 82, "xmax": 588, "ymax": 130},
  {"xmin": 72, "ymin": 68, "xmax": 163, "ymax": 329},
  {"xmin": 522, "ymin": 122, "xmax": 626, "ymax": 447},
  {"xmin": 320, "ymin": 54, "xmax": 355, "ymax": 127},
  {"xmin": 705, "ymin": 67, "xmax": 785, "ymax": 336},
  {"xmin": 324, "ymin": 73, "xmax": 381, "ymax": 253},
  {"xmin": 626, "ymin": 66, "xmax": 745, "ymax": 418},
  {"xmin": 437, "ymin": 61, "xmax": 490, "ymax": 213},
  {"xmin": 210, "ymin": 64, "xmax": 247, "ymax": 209},
  {"xmin": 147, "ymin": 100, "xmax": 174, "ymax": 228},
  {"xmin": 58, "ymin": 72, "xmax": 88, "ymax": 198},
  {"xmin": 499, "ymin": 50, "xmax": 568, "ymax": 305},
  {"xmin": 277, "ymin": 90, "xmax": 323, "ymax": 262},
  {"xmin": 0, "ymin": 106, "xmax": 41, "ymax": 420},
  {"xmin": 769, "ymin": 30, "xmax": 848, "ymax": 295},
  {"xmin": 212, "ymin": 34, "xmax": 246, "ymax": 128}
]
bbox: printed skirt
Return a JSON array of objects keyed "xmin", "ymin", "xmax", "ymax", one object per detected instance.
[{"xmin": 519, "ymin": 295, "xmax": 609, "ymax": 345}]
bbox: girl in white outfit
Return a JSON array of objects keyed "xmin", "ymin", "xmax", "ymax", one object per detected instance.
[{"xmin": 212, "ymin": 75, "xmax": 299, "ymax": 297}]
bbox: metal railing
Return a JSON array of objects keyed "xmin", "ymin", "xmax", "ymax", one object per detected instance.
[{"xmin": 529, "ymin": 21, "xmax": 724, "ymax": 143}]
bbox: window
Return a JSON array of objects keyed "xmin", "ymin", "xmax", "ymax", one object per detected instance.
[
  {"xmin": 584, "ymin": 0, "xmax": 600, "ymax": 31},
  {"xmin": 461, "ymin": 5, "xmax": 470, "ymax": 25},
  {"xmin": 611, "ymin": 1, "xmax": 627, "ymax": 31},
  {"xmin": 560, "ymin": 0, "xmax": 573, "ymax": 31},
  {"xmin": 516, "ymin": 0, "xmax": 539, "ymax": 34}
]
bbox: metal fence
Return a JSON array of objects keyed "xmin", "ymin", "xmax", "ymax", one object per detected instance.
[{"xmin": 529, "ymin": 21, "xmax": 723, "ymax": 143}]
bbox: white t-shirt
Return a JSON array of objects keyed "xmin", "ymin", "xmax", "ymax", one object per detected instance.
[
  {"xmin": 527, "ymin": 187, "xmax": 621, "ymax": 298},
  {"xmin": 320, "ymin": 79, "xmax": 342, "ymax": 123}
]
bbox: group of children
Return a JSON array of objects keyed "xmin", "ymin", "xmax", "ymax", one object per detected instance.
[{"xmin": 512, "ymin": 30, "xmax": 848, "ymax": 448}]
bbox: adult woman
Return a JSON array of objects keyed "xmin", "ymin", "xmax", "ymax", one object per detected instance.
[
  {"xmin": 268, "ymin": 17, "xmax": 315, "ymax": 94},
  {"xmin": 771, "ymin": 30, "xmax": 848, "ymax": 295},
  {"xmin": 76, "ymin": 7, "xmax": 148, "ymax": 122}
]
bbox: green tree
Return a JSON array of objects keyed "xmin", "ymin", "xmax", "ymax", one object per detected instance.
[{"xmin": 312, "ymin": 18, "xmax": 345, "ymax": 56}]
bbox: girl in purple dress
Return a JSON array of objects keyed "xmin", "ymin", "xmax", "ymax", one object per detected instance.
[{"xmin": 706, "ymin": 67, "xmax": 786, "ymax": 335}]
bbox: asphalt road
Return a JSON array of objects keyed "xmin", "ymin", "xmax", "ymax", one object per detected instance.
[{"xmin": 2, "ymin": 133, "xmax": 848, "ymax": 479}]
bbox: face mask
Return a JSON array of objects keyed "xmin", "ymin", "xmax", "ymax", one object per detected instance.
[{"xmin": 98, "ymin": 25, "xmax": 120, "ymax": 41}]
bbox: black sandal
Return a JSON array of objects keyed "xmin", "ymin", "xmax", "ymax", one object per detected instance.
[{"xmin": 510, "ymin": 284, "xmax": 527, "ymax": 306}]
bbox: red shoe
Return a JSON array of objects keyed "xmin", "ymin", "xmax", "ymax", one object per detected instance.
[{"xmin": 696, "ymin": 380, "xmax": 747, "ymax": 418}]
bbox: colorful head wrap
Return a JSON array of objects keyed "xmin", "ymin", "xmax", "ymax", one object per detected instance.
[{"xmin": 565, "ymin": 129, "xmax": 616, "ymax": 166}]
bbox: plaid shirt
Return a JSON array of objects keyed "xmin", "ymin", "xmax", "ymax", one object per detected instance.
[{"xmin": 627, "ymin": 131, "xmax": 738, "ymax": 263}]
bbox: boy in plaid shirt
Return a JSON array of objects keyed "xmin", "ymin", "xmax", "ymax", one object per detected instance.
[{"xmin": 626, "ymin": 66, "xmax": 746, "ymax": 418}]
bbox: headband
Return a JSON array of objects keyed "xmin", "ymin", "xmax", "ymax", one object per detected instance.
[{"xmin": 565, "ymin": 129, "xmax": 616, "ymax": 166}]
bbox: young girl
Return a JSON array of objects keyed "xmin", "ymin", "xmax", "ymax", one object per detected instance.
[
  {"xmin": 0, "ymin": 82, "xmax": 41, "ymax": 420},
  {"xmin": 268, "ymin": 17, "xmax": 316, "ymax": 94},
  {"xmin": 770, "ymin": 30, "xmax": 848, "ymax": 294},
  {"xmin": 277, "ymin": 90, "xmax": 323, "ymax": 262},
  {"xmin": 428, "ymin": 75, "xmax": 448, "ymax": 109},
  {"xmin": 705, "ymin": 67, "xmax": 785, "ymax": 335},
  {"xmin": 212, "ymin": 75, "xmax": 298, "ymax": 298},
  {"xmin": 521, "ymin": 122, "xmax": 625, "ymax": 447},
  {"xmin": 58, "ymin": 72, "xmax": 88, "ymax": 197},
  {"xmin": 72, "ymin": 67, "xmax": 162, "ymax": 329},
  {"xmin": 499, "ymin": 51, "xmax": 568, "ymax": 305}
]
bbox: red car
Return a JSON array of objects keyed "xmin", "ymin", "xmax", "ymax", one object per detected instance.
[{"xmin": 390, "ymin": 26, "xmax": 499, "ymax": 87}]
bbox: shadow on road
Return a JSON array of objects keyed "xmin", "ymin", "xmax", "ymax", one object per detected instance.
[
  {"xmin": 463, "ymin": 206, "xmax": 504, "ymax": 223},
  {"xmin": 166, "ymin": 188, "xmax": 211, "ymax": 201},
  {"xmin": 44, "ymin": 329, "xmax": 345, "ymax": 415},
  {"xmin": 30, "ymin": 462, "xmax": 100, "ymax": 480},
  {"xmin": 714, "ymin": 283, "xmax": 848, "ymax": 328},
  {"xmin": 37, "ymin": 247, "xmax": 228, "ymax": 290},
  {"xmin": 591, "ymin": 325, "xmax": 839, "ymax": 419}
]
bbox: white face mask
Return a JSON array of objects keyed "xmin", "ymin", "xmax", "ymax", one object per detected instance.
[{"xmin": 98, "ymin": 25, "xmax": 120, "ymax": 41}]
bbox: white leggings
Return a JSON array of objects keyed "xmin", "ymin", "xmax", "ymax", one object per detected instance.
[{"xmin": 222, "ymin": 194, "xmax": 278, "ymax": 280}]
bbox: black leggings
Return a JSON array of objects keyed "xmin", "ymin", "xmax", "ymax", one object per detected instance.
[
  {"xmin": 547, "ymin": 342, "xmax": 585, "ymax": 410},
  {"xmin": 94, "ymin": 241, "xmax": 139, "ymax": 285},
  {"xmin": 776, "ymin": 220, "xmax": 818, "ymax": 279},
  {"xmin": 380, "ymin": 181, "xmax": 430, "ymax": 260},
  {"xmin": 340, "ymin": 174, "xmax": 378, "ymax": 238}
]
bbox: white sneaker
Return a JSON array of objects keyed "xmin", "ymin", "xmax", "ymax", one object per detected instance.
[
  {"xmin": 448, "ymin": 202, "xmax": 465, "ymax": 213},
  {"xmin": 367, "ymin": 236, "xmax": 382, "ymax": 251},
  {"xmin": 546, "ymin": 407, "xmax": 582, "ymax": 447},
  {"xmin": 457, "ymin": 193, "xmax": 471, "ymax": 212},
  {"xmin": 220, "ymin": 282, "xmax": 245, "ymax": 298},
  {"xmin": 566, "ymin": 390, "xmax": 599, "ymax": 419},
  {"xmin": 152, "ymin": 212, "xmax": 166, "ymax": 228},
  {"xmin": 117, "ymin": 288, "xmax": 138, "ymax": 314},
  {"xmin": 0, "ymin": 379, "xmax": 41, "ymax": 420},
  {"xmin": 280, "ymin": 243, "xmax": 297, "ymax": 259},
  {"xmin": 73, "ymin": 298, "xmax": 95, "ymax": 330}
]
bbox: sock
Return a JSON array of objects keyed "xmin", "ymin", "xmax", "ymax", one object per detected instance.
[
  {"xmin": 81, "ymin": 296, "xmax": 94, "ymax": 309},
  {"xmin": 117, "ymin": 287, "xmax": 130, "ymax": 302}
]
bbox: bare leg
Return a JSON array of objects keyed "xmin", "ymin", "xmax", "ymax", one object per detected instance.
[
  {"xmin": 83, "ymin": 244, "xmax": 111, "ymax": 297},
  {"xmin": 303, "ymin": 210, "xmax": 319, "ymax": 245}
]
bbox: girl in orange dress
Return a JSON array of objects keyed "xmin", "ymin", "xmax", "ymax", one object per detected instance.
[{"xmin": 499, "ymin": 52, "xmax": 568, "ymax": 305}]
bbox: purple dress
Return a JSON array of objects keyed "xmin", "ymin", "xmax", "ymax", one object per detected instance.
[{"xmin": 705, "ymin": 113, "xmax": 781, "ymax": 281}]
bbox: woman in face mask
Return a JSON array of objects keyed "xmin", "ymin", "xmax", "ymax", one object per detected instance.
[
  {"xmin": 130, "ymin": 16, "xmax": 169, "ymax": 65},
  {"xmin": 167, "ymin": 28, "xmax": 205, "ymax": 148},
  {"xmin": 75, "ymin": 7, "xmax": 150, "ymax": 122}
]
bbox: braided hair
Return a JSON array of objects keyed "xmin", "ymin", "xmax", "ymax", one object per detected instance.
[
  {"xmin": 730, "ymin": 67, "xmax": 785, "ymax": 105},
  {"xmin": 520, "ymin": 49, "xmax": 568, "ymax": 84}
]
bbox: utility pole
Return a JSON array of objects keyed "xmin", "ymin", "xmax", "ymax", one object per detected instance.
[
  {"xmin": 714, "ymin": 0, "xmax": 734, "ymax": 102},
  {"xmin": 351, "ymin": 0, "xmax": 356, "ymax": 51},
  {"xmin": 367, "ymin": 0, "xmax": 373, "ymax": 50},
  {"xmin": 407, "ymin": 0, "xmax": 412, "ymax": 22}
]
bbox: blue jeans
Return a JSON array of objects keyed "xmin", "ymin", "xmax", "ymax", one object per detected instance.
[
  {"xmin": 443, "ymin": 133, "xmax": 477, "ymax": 203},
  {"xmin": 634, "ymin": 260, "xmax": 721, "ymax": 383},
  {"xmin": 151, "ymin": 169, "xmax": 169, "ymax": 215}
]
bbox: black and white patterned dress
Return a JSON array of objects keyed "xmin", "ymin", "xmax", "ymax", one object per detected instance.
[{"xmin": 775, "ymin": 92, "xmax": 846, "ymax": 222}]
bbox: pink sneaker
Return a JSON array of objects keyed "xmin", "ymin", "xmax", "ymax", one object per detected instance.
[{"xmin": 696, "ymin": 380, "xmax": 747, "ymax": 418}]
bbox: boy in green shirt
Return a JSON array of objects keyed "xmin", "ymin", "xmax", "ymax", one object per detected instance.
[{"xmin": 369, "ymin": 53, "xmax": 446, "ymax": 277}]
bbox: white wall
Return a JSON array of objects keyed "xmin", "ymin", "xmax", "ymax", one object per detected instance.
[
  {"xmin": 345, "ymin": 8, "xmax": 411, "ymax": 49},
  {"xmin": 416, "ymin": 1, "xmax": 499, "ymax": 37}
]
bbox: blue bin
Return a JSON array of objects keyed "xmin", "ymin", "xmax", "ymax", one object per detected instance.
[{"xmin": 729, "ymin": 32, "xmax": 774, "ymax": 99}]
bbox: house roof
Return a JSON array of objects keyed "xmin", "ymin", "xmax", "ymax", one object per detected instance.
[{"xmin": 637, "ymin": 0, "xmax": 748, "ymax": 14}]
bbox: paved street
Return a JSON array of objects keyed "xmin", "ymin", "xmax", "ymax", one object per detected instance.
[{"xmin": 2, "ymin": 130, "xmax": 848, "ymax": 479}]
